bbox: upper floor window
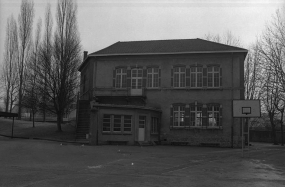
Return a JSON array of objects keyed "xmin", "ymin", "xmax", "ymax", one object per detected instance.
[
  {"xmin": 131, "ymin": 68, "xmax": 143, "ymax": 89},
  {"xmin": 207, "ymin": 105, "xmax": 220, "ymax": 127},
  {"xmin": 115, "ymin": 68, "xmax": 127, "ymax": 88},
  {"xmin": 207, "ymin": 66, "xmax": 220, "ymax": 87},
  {"xmin": 190, "ymin": 67, "xmax": 203, "ymax": 88},
  {"xmin": 173, "ymin": 67, "xmax": 186, "ymax": 88},
  {"xmin": 173, "ymin": 105, "xmax": 185, "ymax": 127},
  {"xmin": 147, "ymin": 68, "xmax": 159, "ymax": 88}
]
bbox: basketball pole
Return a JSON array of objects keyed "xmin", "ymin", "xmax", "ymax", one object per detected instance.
[{"xmin": 242, "ymin": 117, "xmax": 244, "ymax": 157}]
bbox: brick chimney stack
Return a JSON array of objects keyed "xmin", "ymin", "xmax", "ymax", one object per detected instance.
[{"xmin": 83, "ymin": 51, "xmax": 88, "ymax": 61}]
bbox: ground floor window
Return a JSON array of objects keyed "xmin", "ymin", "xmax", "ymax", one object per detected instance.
[
  {"xmin": 151, "ymin": 117, "xmax": 159, "ymax": 134},
  {"xmin": 102, "ymin": 114, "xmax": 132, "ymax": 133},
  {"xmin": 171, "ymin": 103, "xmax": 222, "ymax": 128},
  {"xmin": 207, "ymin": 105, "xmax": 220, "ymax": 127},
  {"xmin": 190, "ymin": 105, "xmax": 203, "ymax": 126},
  {"xmin": 173, "ymin": 105, "xmax": 185, "ymax": 127}
]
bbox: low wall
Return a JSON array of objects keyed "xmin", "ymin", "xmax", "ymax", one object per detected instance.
[{"xmin": 250, "ymin": 130, "xmax": 285, "ymax": 143}]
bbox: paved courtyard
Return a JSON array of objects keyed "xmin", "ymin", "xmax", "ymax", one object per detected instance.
[{"xmin": 0, "ymin": 136, "xmax": 284, "ymax": 187}]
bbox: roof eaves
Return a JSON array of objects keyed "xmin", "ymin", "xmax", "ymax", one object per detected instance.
[{"xmin": 90, "ymin": 50, "xmax": 248, "ymax": 57}]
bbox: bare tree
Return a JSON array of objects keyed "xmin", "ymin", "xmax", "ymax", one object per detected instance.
[
  {"xmin": 22, "ymin": 18, "xmax": 42, "ymax": 127},
  {"xmin": 1, "ymin": 15, "xmax": 19, "ymax": 113},
  {"xmin": 260, "ymin": 71, "xmax": 279, "ymax": 145},
  {"xmin": 17, "ymin": 0, "xmax": 34, "ymax": 119},
  {"xmin": 204, "ymin": 30, "xmax": 242, "ymax": 47},
  {"xmin": 258, "ymin": 6, "xmax": 285, "ymax": 144},
  {"xmin": 39, "ymin": 3, "xmax": 53, "ymax": 122},
  {"xmin": 244, "ymin": 42, "xmax": 264, "ymax": 100},
  {"xmin": 36, "ymin": 0, "xmax": 81, "ymax": 131}
]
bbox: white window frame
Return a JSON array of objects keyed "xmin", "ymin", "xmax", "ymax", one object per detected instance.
[
  {"xmin": 102, "ymin": 115, "xmax": 132, "ymax": 133},
  {"xmin": 131, "ymin": 68, "xmax": 143, "ymax": 89},
  {"xmin": 190, "ymin": 67, "xmax": 203, "ymax": 88},
  {"xmin": 207, "ymin": 66, "xmax": 220, "ymax": 88},
  {"xmin": 207, "ymin": 105, "xmax": 220, "ymax": 127},
  {"xmin": 173, "ymin": 67, "xmax": 186, "ymax": 88},
  {"xmin": 147, "ymin": 68, "xmax": 159, "ymax": 88},
  {"xmin": 173, "ymin": 105, "xmax": 185, "ymax": 127},
  {"xmin": 190, "ymin": 105, "xmax": 203, "ymax": 126},
  {"xmin": 115, "ymin": 68, "xmax": 127, "ymax": 88}
]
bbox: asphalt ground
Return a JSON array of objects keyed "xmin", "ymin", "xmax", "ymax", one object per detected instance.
[{"xmin": 0, "ymin": 118, "xmax": 285, "ymax": 187}]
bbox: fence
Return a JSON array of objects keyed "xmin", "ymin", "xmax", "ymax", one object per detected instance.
[{"xmin": 250, "ymin": 130, "xmax": 285, "ymax": 143}]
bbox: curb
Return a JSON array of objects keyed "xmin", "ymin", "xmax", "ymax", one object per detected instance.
[{"xmin": 0, "ymin": 134, "xmax": 88, "ymax": 145}]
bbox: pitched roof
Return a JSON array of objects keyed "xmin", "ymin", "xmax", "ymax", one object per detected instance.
[{"xmin": 89, "ymin": 38, "xmax": 247, "ymax": 56}]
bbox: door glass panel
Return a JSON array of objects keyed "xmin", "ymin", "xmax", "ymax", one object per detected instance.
[{"xmin": 139, "ymin": 116, "xmax": 146, "ymax": 128}]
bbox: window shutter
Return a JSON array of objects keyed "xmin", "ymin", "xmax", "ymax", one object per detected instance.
[
  {"xmin": 159, "ymin": 68, "xmax": 161, "ymax": 87},
  {"xmin": 202, "ymin": 104, "xmax": 207, "ymax": 128},
  {"xmin": 113, "ymin": 69, "xmax": 116, "ymax": 88},
  {"xmin": 170, "ymin": 105, "xmax": 173, "ymax": 129},
  {"xmin": 127, "ymin": 69, "xmax": 131, "ymax": 88},
  {"xmin": 203, "ymin": 66, "xmax": 207, "ymax": 87},
  {"xmin": 171, "ymin": 68, "xmax": 173, "ymax": 87},
  {"xmin": 220, "ymin": 67, "xmax": 222, "ymax": 87},
  {"xmin": 186, "ymin": 68, "xmax": 190, "ymax": 87},
  {"xmin": 185, "ymin": 104, "xmax": 190, "ymax": 129},
  {"xmin": 142, "ymin": 68, "xmax": 147, "ymax": 88},
  {"xmin": 219, "ymin": 105, "xmax": 223, "ymax": 128}
]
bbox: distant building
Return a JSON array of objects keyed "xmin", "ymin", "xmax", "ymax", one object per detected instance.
[{"xmin": 77, "ymin": 38, "xmax": 247, "ymax": 147}]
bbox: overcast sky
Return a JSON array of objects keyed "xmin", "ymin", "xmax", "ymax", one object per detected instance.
[{"xmin": 0, "ymin": 0, "xmax": 284, "ymax": 61}]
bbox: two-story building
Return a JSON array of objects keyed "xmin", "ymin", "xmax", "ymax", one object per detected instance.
[{"xmin": 77, "ymin": 38, "xmax": 247, "ymax": 147}]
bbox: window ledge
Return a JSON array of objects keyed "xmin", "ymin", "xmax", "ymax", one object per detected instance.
[
  {"xmin": 102, "ymin": 132, "xmax": 132, "ymax": 135},
  {"xmin": 170, "ymin": 126, "xmax": 223, "ymax": 130}
]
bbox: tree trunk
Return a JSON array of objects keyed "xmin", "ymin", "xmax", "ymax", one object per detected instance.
[
  {"xmin": 57, "ymin": 113, "xmax": 62, "ymax": 132},
  {"xmin": 269, "ymin": 114, "xmax": 278, "ymax": 145},
  {"xmin": 281, "ymin": 121, "xmax": 284, "ymax": 146},
  {"xmin": 32, "ymin": 110, "xmax": 35, "ymax": 128}
]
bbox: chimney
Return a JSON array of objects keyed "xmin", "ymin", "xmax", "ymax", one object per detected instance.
[{"xmin": 83, "ymin": 51, "xmax": 88, "ymax": 61}]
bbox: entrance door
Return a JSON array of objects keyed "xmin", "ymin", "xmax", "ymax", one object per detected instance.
[
  {"xmin": 138, "ymin": 116, "xmax": 146, "ymax": 141},
  {"xmin": 131, "ymin": 68, "xmax": 143, "ymax": 95}
]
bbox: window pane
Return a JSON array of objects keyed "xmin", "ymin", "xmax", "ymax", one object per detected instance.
[
  {"xmin": 113, "ymin": 115, "xmax": 121, "ymax": 132},
  {"xmin": 214, "ymin": 73, "xmax": 219, "ymax": 87},
  {"xmin": 208, "ymin": 73, "xmax": 213, "ymax": 87},
  {"xmin": 147, "ymin": 74, "xmax": 152, "ymax": 87},
  {"xmin": 124, "ymin": 115, "xmax": 132, "ymax": 132},
  {"xmin": 122, "ymin": 75, "xmax": 127, "ymax": 88},
  {"xmin": 180, "ymin": 73, "xmax": 185, "ymax": 87},
  {"xmin": 191, "ymin": 73, "xmax": 196, "ymax": 87},
  {"xmin": 103, "ymin": 114, "xmax": 111, "ymax": 132},
  {"xmin": 151, "ymin": 117, "xmax": 158, "ymax": 134},
  {"xmin": 197, "ymin": 73, "xmax": 202, "ymax": 87},
  {"xmin": 174, "ymin": 74, "xmax": 179, "ymax": 87}
]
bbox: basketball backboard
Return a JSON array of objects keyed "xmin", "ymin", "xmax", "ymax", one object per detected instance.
[{"xmin": 233, "ymin": 100, "xmax": 261, "ymax": 118}]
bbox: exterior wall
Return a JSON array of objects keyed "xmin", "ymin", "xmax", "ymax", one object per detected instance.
[
  {"xmin": 80, "ymin": 57, "xmax": 95, "ymax": 100},
  {"xmin": 89, "ymin": 106, "xmax": 160, "ymax": 145},
  {"xmin": 83, "ymin": 52, "xmax": 246, "ymax": 147}
]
